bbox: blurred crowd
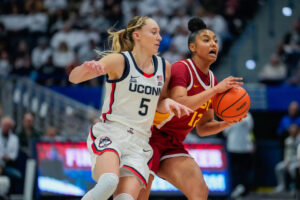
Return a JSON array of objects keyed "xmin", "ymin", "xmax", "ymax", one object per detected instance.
[
  {"xmin": 0, "ymin": 0, "xmax": 259, "ymax": 86},
  {"xmin": 1, "ymin": 0, "xmax": 300, "ymax": 199},
  {"xmin": 0, "ymin": 106, "xmax": 64, "ymax": 198},
  {"xmin": 274, "ymin": 101, "xmax": 300, "ymax": 194},
  {"xmin": 258, "ymin": 18, "xmax": 300, "ymax": 86}
]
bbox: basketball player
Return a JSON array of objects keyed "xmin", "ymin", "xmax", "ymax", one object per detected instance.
[
  {"xmin": 69, "ymin": 16, "xmax": 192, "ymax": 200},
  {"xmin": 138, "ymin": 17, "xmax": 244, "ymax": 200}
]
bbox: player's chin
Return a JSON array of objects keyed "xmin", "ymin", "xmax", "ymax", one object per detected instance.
[{"xmin": 207, "ymin": 57, "xmax": 217, "ymax": 64}]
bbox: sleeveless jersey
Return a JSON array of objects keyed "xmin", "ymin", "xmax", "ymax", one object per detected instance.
[
  {"xmin": 155, "ymin": 58, "xmax": 217, "ymax": 142},
  {"xmin": 101, "ymin": 51, "xmax": 166, "ymax": 137}
]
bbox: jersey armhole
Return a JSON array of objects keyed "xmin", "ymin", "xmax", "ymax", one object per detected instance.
[
  {"xmin": 106, "ymin": 52, "xmax": 130, "ymax": 83},
  {"xmin": 180, "ymin": 61, "xmax": 193, "ymax": 91},
  {"xmin": 161, "ymin": 57, "xmax": 166, "ymax": 82}
]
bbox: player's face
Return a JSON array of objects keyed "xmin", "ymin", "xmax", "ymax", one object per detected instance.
[
  {"xmin": 190, "ymin": 30, "xmax": 219, "ymax": 63},
  {"xmin": 134, "ymin": 19, "xmax": 162, "ymax": 55}
]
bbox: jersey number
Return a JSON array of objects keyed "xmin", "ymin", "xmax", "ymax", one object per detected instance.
[
  {"xmin": 139, "ymin": 98, "xmax": 150, "ymax": 116},
  {"xmin": 188, "ymin": 112, "xmax": 203, "ymax": 127},
  {"xmin": 188, "ymin": 100, "xmax": 212, "ymax": 127}
]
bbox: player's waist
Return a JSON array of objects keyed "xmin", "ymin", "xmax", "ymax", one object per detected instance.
[
  {"xmin": 104, "ymin": 119, "xmax": 151, "ymax": 140},
  {"xmin": 152, "ymin": 126, "xmax": 186, "ymax": 143}
]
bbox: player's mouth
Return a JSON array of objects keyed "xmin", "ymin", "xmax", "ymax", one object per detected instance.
[{"xmin": 209, "ymin": 50, "xmax": 217, "ymax": 57}]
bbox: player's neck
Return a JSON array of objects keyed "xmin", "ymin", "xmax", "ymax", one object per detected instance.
[
  {"xmin": 191, "ymin": 56, "xmax": 210, "ymax": 75},
  {"xmin": 131, "ymin": 48, "xmax": 153, "ymax": 73}
]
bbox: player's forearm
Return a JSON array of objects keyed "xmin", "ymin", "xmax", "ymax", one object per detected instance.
[
  {"xmin": 196, "ymin": 120, "xmax": 231, "ymax": 137},
  {"xmin": 69, "ymin": 65, "xmax": 98, "ymax": 84},
  {"xmin": 173, "ymin": 87, "xmax": 218, "ymax": 110}
]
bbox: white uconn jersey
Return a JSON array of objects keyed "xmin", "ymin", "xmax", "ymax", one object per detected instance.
[{"xmin": 101, "ymin": 51, "xmax": 166, "ymax": 137}]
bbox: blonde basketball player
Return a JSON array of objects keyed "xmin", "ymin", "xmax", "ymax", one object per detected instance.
[{"xmin": 69, "ymin": 16, "xmax": 192, "ymax": 200}]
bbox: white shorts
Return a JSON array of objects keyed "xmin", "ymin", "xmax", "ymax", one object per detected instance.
[{"xmin": 86, "ymin": 121, "xmax": 153, "ymax": 187}]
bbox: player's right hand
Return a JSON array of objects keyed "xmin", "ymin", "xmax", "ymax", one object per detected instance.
[
  {"xmin": 83, "ymin": 60, "xmax": 105, "ymax": 75},
  {"xmin": 215, "ymin": 76, "xmax": 243, "ymax": 93}
]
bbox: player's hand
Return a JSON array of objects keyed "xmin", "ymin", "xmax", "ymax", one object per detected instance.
[
  {"xmin": 215, "ymin": 76, "xmax": 243, "ymax": 93},
  {"xmin": 157, "ymin": 98, "xmax": 193, "ymax": 118},
  {"xmin": 224, "ymin": 113, "xmax": 248, "ymax": 124},
  {"xmin": 83, "ymin": 60, "xmax": 105, "ymax": 75}
]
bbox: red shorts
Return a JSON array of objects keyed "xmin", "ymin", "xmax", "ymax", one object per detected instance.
[{"xmin": 149, "ymin": 127, "xmax": 190, "ymax": 174}]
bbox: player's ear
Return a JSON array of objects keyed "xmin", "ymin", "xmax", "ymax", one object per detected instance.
[
  {"xmin": 189, "ymin": 43, "xmax": 196, "ymax": 53},
  {"xmin": 132, "ymin": 31, "xmax": 140, "ymax": 41}
]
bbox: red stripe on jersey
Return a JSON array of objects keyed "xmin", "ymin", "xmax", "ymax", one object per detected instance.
[
  {"xmin": 147, "ymin": 157, "xmax": 153, "ymax": 168},
  {"xmin": 91, "ymin": 143, "xmax": 119, "ymax": 157},
  {"xmin": 143, "ymin": 72, "xmax": 153, "ymax": 78},
  {"xmin": 102, "ymin": 83, "xmax": 116, "ymax": 121},
  {"xmin": 90, "ymin": 126, "xmax": 96, "ymax": 141},
  {"xmin": 123, "ymin": 165, "xmax": 147, "ymax": 187}
]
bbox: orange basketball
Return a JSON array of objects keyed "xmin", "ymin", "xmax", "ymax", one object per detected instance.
[{"xmin": 212, "ymin": 86, "xmax": 250, "ymax": 122}]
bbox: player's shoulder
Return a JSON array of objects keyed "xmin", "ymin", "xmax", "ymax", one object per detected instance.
[{"xmin": 172, "ymin": 59, "xmax": 190, "ymax": 68}]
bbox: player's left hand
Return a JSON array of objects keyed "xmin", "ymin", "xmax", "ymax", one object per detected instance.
[{"xmin": 157, "ymin": 98, "xmax": 193, "ymax": 118}]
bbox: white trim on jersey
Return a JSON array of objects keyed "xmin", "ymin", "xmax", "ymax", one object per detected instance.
[
  {"xmin": 155, "ymin": 112, "xmax": 175, "ymax": 129},
  {"xmin": 180, "ymin": 60, "xmax": 193, "ymax": 91},
  {"xmin": 160, "ymin": 153, "xmax": 192, "ymax": 161},
  {"xmin": 186, "ymin": 58, "xmax": 215, "ymax": 90}
]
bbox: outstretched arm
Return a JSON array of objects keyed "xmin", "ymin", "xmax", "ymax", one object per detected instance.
[{"xmin": 69, "ymin": 53, "xmax": 124, "ymax": 84}]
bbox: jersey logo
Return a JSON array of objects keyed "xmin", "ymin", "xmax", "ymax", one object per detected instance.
[
  {"xmin": 127, "ymin": 128, "xmax": 134, "ymax": 134},
  {"xmin": 193, "ymin": 84, "xmax": 199, "ymax": 88},
  {"xmin": 143, "ymin": 149, "xmax": 151, "ymax": 152},
  {"xmin": 157, "ymin": 75, "xmax": 163, "ymax": 86},
  {"xmin": 129, "ymin": 83, "xmax": 161, "ymax": 96},
  {"xmin": 98, "ymin": 137, "xmax": 112, "ymax": 148},
  {"xmin": 130, "ymin": 76, "xmax": 139, "ymax": 82}
]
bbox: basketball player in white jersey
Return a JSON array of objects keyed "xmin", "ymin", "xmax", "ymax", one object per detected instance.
[{"xmin": 69, "ymin": 16, "xmax": 192, "ymax": 200}]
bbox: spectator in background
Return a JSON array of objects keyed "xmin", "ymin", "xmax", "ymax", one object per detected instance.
[
  {"xmin": 43, "ymin": 126, "xmax": 62, "ymax": 141},
  {"xmin": 282, "ymin": 18, "xmax": 300, "ymax": 75},
  {"xmin": 277, "ymin": 101, "xmax": 300, "ymax": 140},
  {"xmin": 275, "ymin": 124, "xmax": 300, "ymax": 193},
  {"xmin": 17, "ymin": 113, "xmax": 41, "ymax": 157},
  {"xmin": 0, "ymin": 106, "xmax": 2, "ymax": 129},
  {"xmin": 223, "ymin": 112, "xmax": 255, "ymax": 198},
  {"xmin": 12, "ymin": 40, "xmax": 32, "ymax": 76},
  {"xmin": 43, "ymin": 0, "xmax": 67, "ymax": 14},
  {"xmin": 78, "ymin": 39, "xmax": 97, "ymax": 64},
  {"xmin": 259, "ymin": 54, "xmax": 287, "ymax": 85},
  {"xmin": 31, "ymin": 37, "xmax": 52, "ymax": 70},
  {"xmin": 52, "ymin": 41, "xmax": 75, "ymax": 71},
  {"xmin": 79, "ymin": 0, "xmax": 103, "ymax": 17},
  {"xmin": 0, "ymin": 50, "xmax": 12, "ymax": 76},
  {"xmin": 0, "ymin": 117, "xmax": 21, "ymax": 184}
]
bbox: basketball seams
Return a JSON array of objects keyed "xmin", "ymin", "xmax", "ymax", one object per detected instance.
[
  {"xmin": 220, "ymin": 92, "xmax": 247, "ymax": 116},
  {"xmin": 222, "ymin": 105, "xmax": 250, "ymax": 118},
  {"xmin": 215, "ymin": 88, "xmax": 232, "ymax": 115}
]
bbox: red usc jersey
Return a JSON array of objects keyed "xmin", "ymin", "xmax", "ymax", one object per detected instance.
[{"xmin": 154, "ymin": 58, "xmax": 218, "ymax": 142}]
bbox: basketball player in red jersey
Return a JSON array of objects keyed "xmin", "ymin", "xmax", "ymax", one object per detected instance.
[{"xmin": 138, "ymin": 17, "xmax": 244, "ymax": 200}]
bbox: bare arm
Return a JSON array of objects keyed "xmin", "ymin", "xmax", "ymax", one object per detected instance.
[
  {"xmin": 170, "ymin": 76, "xmax": 243, "ymax": 110},
  {"xmin": 195, "ymin": 109, "xmax": 233, "ymax": 137},
  {"xmin": 69, "ymin": 53, "xmax": 125, "ymax": 84}
]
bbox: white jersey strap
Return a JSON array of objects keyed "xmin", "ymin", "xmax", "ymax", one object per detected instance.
[
  {"xmin": 180, "ymin": 60, "xmax": 193, "ymax": 91},
  {"xmin": 187, "ymin": 59, "xmax": 214, "ymax": 89}
]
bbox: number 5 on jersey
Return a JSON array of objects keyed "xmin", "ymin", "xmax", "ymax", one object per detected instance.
[{"xmin": 139, "ymin": 98, "xmax": 150, "ymax": 116}]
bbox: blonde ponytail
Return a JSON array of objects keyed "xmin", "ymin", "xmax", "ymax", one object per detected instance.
[{"xmin": 96, "ymin": 16, "xmax": 150, "ymax": 57}]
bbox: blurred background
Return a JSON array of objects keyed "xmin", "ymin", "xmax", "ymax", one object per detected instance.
[{"xmin": 0, "ymin": 0, "xmax": 299, "ymax": 200}]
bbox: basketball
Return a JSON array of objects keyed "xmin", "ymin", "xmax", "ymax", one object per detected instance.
[{"xmin": 212, "ymin": 86, "xmax": 250, "ymax": 122}]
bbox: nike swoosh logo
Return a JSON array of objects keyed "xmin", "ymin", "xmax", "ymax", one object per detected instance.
[
  {"xmin": 193, "ymin": 84, "xmax": 199, "ymax": 87},
  {"xmin": 143, "ymin": 149, "xmax": 151, "ymax": 152},
  {"xmin": 131, "ymin": 76, "xmax": 139, "ymax": 79}
]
